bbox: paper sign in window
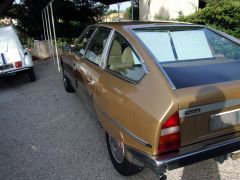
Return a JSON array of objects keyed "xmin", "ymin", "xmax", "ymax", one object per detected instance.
[{"xmin": 171, "ymin": 30, "xmax": 213, "ymax": 60}]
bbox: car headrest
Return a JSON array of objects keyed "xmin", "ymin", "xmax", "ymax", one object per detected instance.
[
  {"xmin": 109, "ymin": 40, "xmax": 122, "ymax": 56},
  {"xmin": 121, "ymin": 47, "xmax": 134, "ymax": 66}
]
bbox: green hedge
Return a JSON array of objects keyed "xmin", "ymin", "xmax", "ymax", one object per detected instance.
[{"xmin": 178, "ymin": 0, "xmax": 240, "ymax": 38}]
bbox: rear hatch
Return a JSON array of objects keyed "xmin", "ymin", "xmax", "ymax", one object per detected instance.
[
  {"xmin": 175, "ymin": 81, "xmax": 240, "ymax": 146},
  {"xmin": 133, "ymin": 24, "xmax": 240, "ymax": 147}
]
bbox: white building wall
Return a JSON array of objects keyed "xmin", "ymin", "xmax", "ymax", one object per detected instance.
[{"xmin": 140, "ymin": 0, "xmax": 199, "ymax": 20}]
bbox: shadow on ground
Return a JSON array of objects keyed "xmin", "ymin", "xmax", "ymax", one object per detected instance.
[{"xmin": 182, "ymin": 159, "xmax": 221, "ymax": 180}]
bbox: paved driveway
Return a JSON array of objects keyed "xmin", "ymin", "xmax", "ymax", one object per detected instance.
[{"xmin": 0, "ymin": 60, "xmax": 240, "ymax": 180}]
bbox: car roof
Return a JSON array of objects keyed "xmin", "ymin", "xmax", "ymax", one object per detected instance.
[{"xmin": 96, "ymin": 21, "xmax": 194, "ymax": 29}]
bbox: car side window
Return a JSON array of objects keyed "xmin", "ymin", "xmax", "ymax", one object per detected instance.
[
  {"xmin": 106, "ymin": 32, "xmax": 145, "ymax": 83},
  {"xmin": 84, "ymin": 27, "xmax": 111, "ymax": 65},
  {"xmin": 73, "ymin": 28, "xmax": 96, "ymax": 57}
]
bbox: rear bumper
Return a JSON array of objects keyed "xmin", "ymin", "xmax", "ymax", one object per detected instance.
[
  {"xmin": 0, "ymin": 66, "xmax": 31, "ymax": 76},
  {"xmin": 127, "ymin": 136, "xmax": 240, "ymax": 175}
]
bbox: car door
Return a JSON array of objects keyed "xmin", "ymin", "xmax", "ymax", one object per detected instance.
[
  {"xmin": 94, "ymin": 32, "xmax": 149, "ymax": 147},
  {"xmin": 71, "ymin": 27, "xmax": 96, "ymax": 89},
  {"xmin": 62, "ymin": 27, "xmax": 96, "ymax": 90},
  {"xmin": 75, "ymin": 27, "xmax": 112, "ymax": 115}
]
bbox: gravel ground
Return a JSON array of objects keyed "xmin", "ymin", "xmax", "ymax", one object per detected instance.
[{"xmin": 0, "ymin": 59, "xmax": 240, "ymax": 180}]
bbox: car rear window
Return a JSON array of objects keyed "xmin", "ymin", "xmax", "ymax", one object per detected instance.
[{"xmin": 133, "ymin": 26, "xmax": 240, "ymax": 88}]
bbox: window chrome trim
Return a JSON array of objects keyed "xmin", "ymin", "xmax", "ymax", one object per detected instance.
[
  {"xmin": 179, "ymin": 98, "xmax": 240, "ymax": 118},
  {"xmin": 96, "ymin": 106, "xmax": 152, "ymax": 148},
  {"xmin": 100, "ymin": 29, "xmax": 115, "ymax": 69}
]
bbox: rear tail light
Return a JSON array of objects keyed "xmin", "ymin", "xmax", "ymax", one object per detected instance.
[
  {"xmin": 158, "ymin": 112, "xmax": 180, "ymax": 154},
  {"xmin": 15, "ymin": 61, "xmax": 22, "ymax": 68}
]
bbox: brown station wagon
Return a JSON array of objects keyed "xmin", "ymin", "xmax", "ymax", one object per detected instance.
[{"xmin": 60, "ymin": 22, "xmax": 240, "ymax": 179}]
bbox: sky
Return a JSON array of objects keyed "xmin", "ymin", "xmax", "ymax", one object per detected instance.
[{"xmin": 109, "ymin": 1, "xmax": 131, "ymax": 11}]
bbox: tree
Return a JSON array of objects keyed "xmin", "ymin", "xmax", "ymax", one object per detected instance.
[
  {"xmin": 123, "ymin": 0, "xmax": 139, "ymax": 20},
  {"xmin": 178, "ymin": 0, "xmax": 240, "ymax": 38},
  {"xmin": 2, "ymin": 0, "xmax": 108, "ymax": 39},
  {"xmin": 0, "ymin": 0, "xmax": 14, "ymax": 14}
]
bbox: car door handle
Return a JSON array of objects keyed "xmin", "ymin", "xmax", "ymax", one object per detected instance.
[
  {"xmin": 86, "ymin": 75, "xmax": 92, "ymax": 83},
  {"xmin": 86, "ymin": 75, "xmax": 95, "ymax": 86}
]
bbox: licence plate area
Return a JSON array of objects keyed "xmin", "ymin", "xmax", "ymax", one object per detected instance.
[
  {"xmin": 209, "ymin": 108, "xmax": 240, "ymax": 131},
  {"xmin": 0, "ymin": 64, "xmax": 14, "ymax": 71}
]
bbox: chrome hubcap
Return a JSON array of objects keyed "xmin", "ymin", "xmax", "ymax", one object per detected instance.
[{"xmin": 109, "ymin": 135, "xmax": 124, "ymax": 163}]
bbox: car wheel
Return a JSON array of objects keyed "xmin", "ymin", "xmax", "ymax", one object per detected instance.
[
  {"xmin": 28, "ymin": 67, "xmax": 36, "ymax": 82},
  {"xmin": 62, "ymin": 71, "xmax": 75, "ymax": 93},
  {"xmin": 106, "ymin": 132, "xmax": 144, "ymax": 176}
]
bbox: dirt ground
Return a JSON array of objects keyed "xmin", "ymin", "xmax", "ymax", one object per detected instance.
[{"xmin": 0, "ymin": 59, "xmax": 240, "ymax": 180}]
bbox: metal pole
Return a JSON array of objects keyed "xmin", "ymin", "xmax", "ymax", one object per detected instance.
[
  {"xmin": 50, "ymin": 2, "xmax": 60, "ymax": 72},
  {"xmin": 131, "ymin": 0, "xmax": 133, "ymax": 20},
  {"xmin": 46, "ymin": 5, "xmax": 55, "ymax": 64},
  {"xmin": 44, "ymin": 10, "xmax": 48, "ymax": 41},
  {"xmin": 147, "ymin": 0, "xmax": 151, "ymax": 21},
  {"xmin": 44, "ymin": 9, "xmax": 51, "ymax": 58},
  {"xmin": 117, "ymin": 2, "xmax": 120, "ymax": 21},
  {"xmin": 42, "ymin": 12, "xmax": 46, "ymax": 40}
]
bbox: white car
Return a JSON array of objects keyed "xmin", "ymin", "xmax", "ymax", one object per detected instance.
[{"xmin": 0, "ymin": 26, "xmax": 36, "ymax": 82}]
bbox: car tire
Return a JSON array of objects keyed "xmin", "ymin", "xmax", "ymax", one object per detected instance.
[
  {"xmin": 62, "ymin": 72, "xmax": 75, "ymax": 93},
  {"xmin": 106, "ymin": 132, "xmax": 144, "ymax": 176},
  {"xmin": 28, "ymin": 67, "xmax": 36, "ymax": 82}
]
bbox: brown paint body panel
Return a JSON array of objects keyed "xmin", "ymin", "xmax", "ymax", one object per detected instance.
[{"xmin": 94, "ymin": 68, "xmax": 178, "ymax": 155}]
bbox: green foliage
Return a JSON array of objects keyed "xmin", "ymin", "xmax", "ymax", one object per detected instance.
[
  {"xmin": 23, "ymin": 37, "xmax": 34, "ymax": 48},
  {"xmin": 178, "ymin": 0, "xmax": 240, "ymax": 38},
  {"xmin": 2, "ymin": 0, "xmax": 108, "ymax": 39},
  {"xmin": 57, "ymin": 37, "xmax": 75, "ymax": 48},
  {"xmin": 124, "ymin": 6, "xmax": 139, "ymax": 20}
]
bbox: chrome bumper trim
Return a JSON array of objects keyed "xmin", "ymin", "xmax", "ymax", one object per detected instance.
[
  {"xmin": 0, "ymin": 67, "xmax": 30, "ymax": 76},
  {"xmin": 127, "ymin": 136, "xmax": 240, "ymax": 174}
]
